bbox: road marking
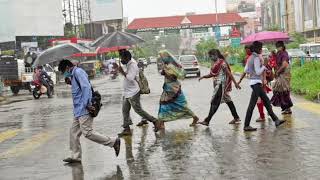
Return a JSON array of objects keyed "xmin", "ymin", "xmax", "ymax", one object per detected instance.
[
  {"xmin": 295, "ymin": 102, "xmax": 320, "ymax": 116},
  {"xmin": 0, "ymin": 130, "xmax": 56, "ymax": 159},
  {"xmin": 0, "ymin": 129, "xmax": 21, "ymax": 143}
]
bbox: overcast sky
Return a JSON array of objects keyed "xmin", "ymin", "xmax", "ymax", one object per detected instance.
[{"xmin": 123, "ymin": 0, "xmax": 226, "ymax": 22}]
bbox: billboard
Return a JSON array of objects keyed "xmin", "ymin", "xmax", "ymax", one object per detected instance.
[
  {"xmin": 0, "ymin": 0, "xmax": 64, "ymax": 43},
  {"xmin": 226, "ymin": 0, "xmax": 256, "ymax": 13},
  {"xmin": 13, "ymin": 0, "xmax": 64, "ymax": 36},
  {"xmin": 90, "ymin": 0, "xmax": 123, "ymax": 22},
  {"xmin": 0, "ymin": 0, "xmax": 15, "ymax": 42}
]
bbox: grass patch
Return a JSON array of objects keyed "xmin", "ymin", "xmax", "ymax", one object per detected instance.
[{"xmin": 291, "ymin": 61, "xmax": 320, "ymax": 100}]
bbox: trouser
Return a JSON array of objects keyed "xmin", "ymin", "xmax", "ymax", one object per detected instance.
[
  {"xmin": 122, "ymin": 93, "xmax": 157, "ymax": 128},
  {"xmin": 70, "ymin": 115, "xmax": 115, "ymax": 160},
  {"xmin": 244, "ymin": 84, "xmax": 279, "ymax": 127},
  {"xmin": 205, "ymin": 84, "xmax": 240, "ymax": 122}
]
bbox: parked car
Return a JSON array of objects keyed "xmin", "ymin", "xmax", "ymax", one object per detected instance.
[
  {"xmin": 178, "ymin": 55, "xmax": 201, "ymax": 77},
  {"xmin": 138, "ymin": 58, "xmax": 148, "ymax": 67},
  {"xmin": 149, "ymin": 56, "xmax": 157, "ymax": 64},
  {"xmin": 287, "ymin": 49, "xmax": 307, "ymax": 58}
]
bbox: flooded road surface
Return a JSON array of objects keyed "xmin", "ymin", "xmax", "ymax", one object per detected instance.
[{"xmin": 0, "ymin": 64, "xmax": 320, "ymax": 180}]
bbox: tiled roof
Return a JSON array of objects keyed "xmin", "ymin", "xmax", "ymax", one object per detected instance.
[{"xmin": 128, "ymin": 13, "xmax": 246, "ymax": 30}]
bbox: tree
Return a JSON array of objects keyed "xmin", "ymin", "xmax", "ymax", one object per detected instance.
[
  {"xmin": 287, "ymin": 32, "xmax": 307, "ymax": 49},
  {"xmin": 195, "ymin": 38, "xmax": 218, "ymax": 61},
  {"xmin": 266, "ymin": 25, "xmax": 281, "ymax": 31}
]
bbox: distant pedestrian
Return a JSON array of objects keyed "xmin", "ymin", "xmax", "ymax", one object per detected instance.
[
  {"xmin": 58, "ymin": 59, "xmax": 120, "ymax": 163},
  {"xmin": 198, "ymin": 49, "xmax": 241, "ymax": 126},
  {"xmin": 242, "ymin": 41, "xmax": 285, "ymax": 131},
  {"xmin": 116, "ymin": 50, "xmax": 160, "ymax": 136},
  {"xmin": 271, "ymin": 41, "xmax": 293, "ymax": 114},
  {"xmin": 157, "ymin": 50, "xmax": 199, "ymax": 129}
]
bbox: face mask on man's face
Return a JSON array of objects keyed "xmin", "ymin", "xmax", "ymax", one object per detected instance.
[
  {"xmin": 210, "ymin": 54, "xmax": 218, "ymax": 61},
  {"xmin": 121, "ymin": 59, "xmax": 128, "ymax": 65},
  {"xmin": 63, "ymin": 70, "xmax": 72, "ymax": 78}
]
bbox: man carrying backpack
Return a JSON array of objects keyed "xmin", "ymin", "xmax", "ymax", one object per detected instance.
[
  {"xmin": 116, "ymin": 50, "xmax": 160, "ymax": 136},
  {"xmin": 58, "ymin": 59, "xmax": 120, "ymax": 163}
]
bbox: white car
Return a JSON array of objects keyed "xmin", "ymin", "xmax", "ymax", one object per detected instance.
[{"xmin": 179, "ymin": 55, "xmax": 201, "ymax": 77}]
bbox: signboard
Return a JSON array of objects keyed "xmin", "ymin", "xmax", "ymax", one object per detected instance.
[
  {"xmin": 91, "ymin": 0, "xmax": 123, "ymax": 22},
  {"xmin": 0, "ymin": 0, "xmax": 15, "ymax": 42},
  {"xmin": 0, "ymin": 0, "xmax": 64, "ymax": 42},
  {"xmin": 192, "ymin": 27, "xmax": 209, "ymax": 33},
  {"xmin": 230, "ymin": 38, "xmax": 241, "ymax": 48},
  {"xmin": 13, "ymin": 0, "xmax": 64, "ymax": 36},
  {"xmin": 214, "ymin": 26, "xmax": 221, "ymax": 41}
]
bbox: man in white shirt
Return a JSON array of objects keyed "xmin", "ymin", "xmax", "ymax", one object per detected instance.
[{"xmin": 116, "ymin": 50, "xmax": 160, "ymax": 136}]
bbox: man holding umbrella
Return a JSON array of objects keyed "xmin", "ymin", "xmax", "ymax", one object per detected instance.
[{"xmin": 115, "ymin": 50, "xmax": 161, "ymax": 136}]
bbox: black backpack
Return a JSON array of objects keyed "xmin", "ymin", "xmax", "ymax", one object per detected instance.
[{"xmin": 74, "ymin": 69, "xmax": 102, "ymax": 118}]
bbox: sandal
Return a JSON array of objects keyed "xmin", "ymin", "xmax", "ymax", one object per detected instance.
[{"xmin": 190, "ymin": 116, "xmax": 199, "ymax": 127}]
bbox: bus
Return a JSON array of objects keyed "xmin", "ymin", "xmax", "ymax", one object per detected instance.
[{"xmin": 299, "ymin": 43, "xmax": 320, "ymax": 57}]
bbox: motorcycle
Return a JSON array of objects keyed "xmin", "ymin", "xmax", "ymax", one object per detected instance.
[
  {"xmin": 110, "ymin": 69, "xmax": 118, "ymax": 80},
  {"xmin": 31, "ymin": 79, "xmax": 54, "ymax": 99}
]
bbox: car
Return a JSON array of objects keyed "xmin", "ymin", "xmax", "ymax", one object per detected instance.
[
  {"xmin": 178, "ymin": 55, "xmax": 201, "ymax": 77},
  {"xmin": 287, "ymin": 49, "xmax": 307, "ymax": 58},
  {"xmin": 138, "ymin": 58, "xmax": 148, "ymax": 67},
  {"xmin": 149, "ymin": 56, "xmax": 157, "ymax": 64}
]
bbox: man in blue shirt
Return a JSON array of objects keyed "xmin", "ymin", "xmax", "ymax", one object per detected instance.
[{"xmin": 58, "ymin": 59, "xmax": 120, "ymax": 163}]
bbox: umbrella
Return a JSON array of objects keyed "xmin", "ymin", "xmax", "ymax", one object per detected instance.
[
  {"xmin": 241, "ymin": 31, "xmax": 290, "ymax": 45},
  {"xmin": 91, "ymin": 31, "xmax": 145, "ymax": 50},
  {"xmin": 33, "ymin": 43, "xmax": 91, "ymax": 66}
]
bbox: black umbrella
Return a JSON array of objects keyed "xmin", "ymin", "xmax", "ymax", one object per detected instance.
[
  {"xmin": 33, "ymin": 43, "xmax": 91, "ymax": 66},
  {"xmin": 91, "ymin": 31, "xmax": 145, "ymax": 50}
]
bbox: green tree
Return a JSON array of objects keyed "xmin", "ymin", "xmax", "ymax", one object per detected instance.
[
  {"xmin": 195, "ymin": 38, "xmax": 217, "ymax": 61},
  {"xmin": 266, "ymin": 25, "xmax": 281, "ymax": 31},
  {"xmin": 287, "ymin": 32, "xmax": 307, "ymax": 49}
]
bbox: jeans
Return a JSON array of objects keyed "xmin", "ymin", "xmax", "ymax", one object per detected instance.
[
  {"xmin": 122, "ymin": 93, "xmax": 157, "ymax": 128},
  {"xmin": 244, "ymin": 83, "xmax": 279, "ymax": 127},
  {"xmin": 205, "ymin": 84, "xmax": 240, "ymax": 122}
]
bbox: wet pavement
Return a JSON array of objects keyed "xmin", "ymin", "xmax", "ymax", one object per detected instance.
[{"xmin": 0, "ymin": 64, "xmax": 320, "ymax": 180}]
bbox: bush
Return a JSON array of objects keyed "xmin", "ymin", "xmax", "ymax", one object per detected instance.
[{"xmin": 291, "ymin": 61, "xmax": 320, "ymax": 100}]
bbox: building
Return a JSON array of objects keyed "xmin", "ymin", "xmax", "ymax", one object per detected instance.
[
  {"xmin": 0, "ymin": 0, "xmax": 125, "ymax": 51},
  {"xmin": 0, "ymin": 0, "xmax": 64, "ymax": 50},
  {"xmin": 226, "ymin": 0, "xmax": 262, "ymax": 36},
  {"xmin": 294, "ymin": 0, "xmax": 320, "ymax": 42},
  {"xmin": 127, "ymin": 13, "xmax": 246, "ymax": 51}
]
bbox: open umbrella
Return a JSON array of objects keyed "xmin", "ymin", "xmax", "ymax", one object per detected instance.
[
  {"xmin": 91, "ymin": 31, "xmax": 145, "ymax": 51},
  {"xmin": 33, "ymin": 43, "xmax": 91, "ymax": 66},
  {"xmin": 241, "ymin": 31, "xmax": 290, "ymax": 45}
]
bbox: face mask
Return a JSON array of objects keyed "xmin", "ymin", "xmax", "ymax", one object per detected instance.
[
  {"xmin": 210, "ymin": 54, "xmax": 218, "ymax": 61},
  {"xmin": 121, "ymin": 60, "xmax": 128, "ymax": 65},
  {"xmin": 63, "ymin": 71, "xmax": 72, "ymax": 78}
]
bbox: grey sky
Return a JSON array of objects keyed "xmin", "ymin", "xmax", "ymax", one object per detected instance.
[{"xmin": 123, "ymin": 0, "xmax": 226, "ymax": 22}]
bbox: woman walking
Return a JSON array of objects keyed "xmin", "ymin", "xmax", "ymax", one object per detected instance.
[
  {"xmin": 271, "ymin": 41, "xmax": 293, "ymax": 114},
  {"xmin": 243, "ymin": 41, "xmax": 285, "ymax": 131},
  {"xmin": 198, "ymin": 49, "xmax": 241, "ymax": 126},
  {"xmin": 158, "ymin": 50, "xmax": 199, "ymax": 129}
]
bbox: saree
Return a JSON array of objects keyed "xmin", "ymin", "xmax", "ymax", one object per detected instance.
[
  {"xmin": 158, "ymin": 51, "xmax": 195, "ymax": 122},
  {"xmin": 271, "ymin": 50, "xmax": 293, "ymax": 110}
]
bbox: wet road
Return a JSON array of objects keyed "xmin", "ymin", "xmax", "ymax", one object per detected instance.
[{"xmin": 1, "ymin": 64, "xmax": 320, "ymax": 180}]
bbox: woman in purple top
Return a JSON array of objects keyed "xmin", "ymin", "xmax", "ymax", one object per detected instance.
[{"xmin": 271, "ymin": 41, "xmax": 293, "ymax": 114}]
